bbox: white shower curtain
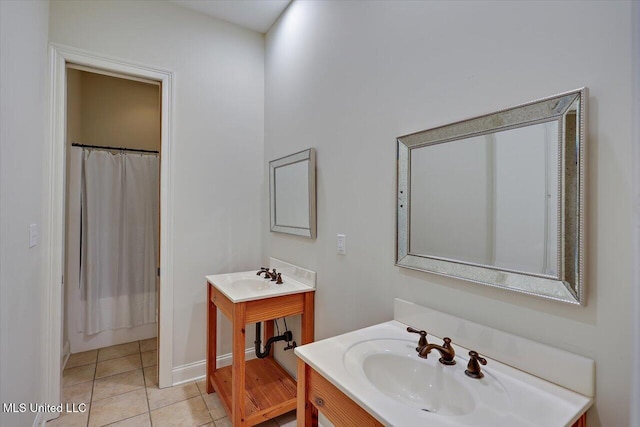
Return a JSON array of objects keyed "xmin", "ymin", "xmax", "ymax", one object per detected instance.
[{"xmin": 79, "ymin": 149, "xmax": 158, "ymax": 335}]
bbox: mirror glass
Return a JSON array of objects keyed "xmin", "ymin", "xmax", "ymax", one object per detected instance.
[
  {"xmin": 275, "ymin": 160, "xmax": 310, "ymax": 228},
  {"xmin": 410, "ymin": 121, "xmax": 559, "ymax": 276},
  {"xmin": 397, "ymin": 89, "xmax": 585, "ymax": 304},
  {"xmin": 270, "ymin": 148, "xmax": 316, "ymax": 238}
]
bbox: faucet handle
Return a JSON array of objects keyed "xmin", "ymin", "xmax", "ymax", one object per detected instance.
[
  {"xmin": 275, "ymin": 273, "xmax": 283, "ymax": 284},
  {"xmin": 465, "ymin": 350, "xmax": 487, "ymax": 379},
  {"xmin": 438, "ymin": 337, "xmax": 456, "ymax": 365},
  {"xmin": 406, "ymin": 327, "xmax": 428, "ymax": 351},
  {"xmin": 270, "ymin": 268, "xmax": 277, "ymax": 281}
]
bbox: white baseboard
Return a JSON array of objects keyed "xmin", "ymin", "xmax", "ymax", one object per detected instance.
[
  {"xmin": 68, "ymin": 323, "xmax": 157, "ymax": 354},
  {"xmin": 171, "ymin": 347, "xmax": 257, "ymax": 386}
]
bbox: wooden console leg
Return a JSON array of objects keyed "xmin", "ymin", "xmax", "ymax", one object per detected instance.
[
  {"xmin": 572, "ymin": 413, "xmax": 587, "ymax": 427},
  {"xmin": 301, "ymin": 292, "xmax": 315, "ymax": 345},
  {"xmin": 232, "ymin": 303, "xmax": 247, "ymax": 426},
  {"xmin": 298, "ymin": 292, "xmax": 316, "ymax": 426},
  {"xmin": 297, "ymin": 359, "xmax": 318, "ymax": 427},
  {"xmin": 206, "ymin": 285, "xmax": 217, "ymax": 394}
]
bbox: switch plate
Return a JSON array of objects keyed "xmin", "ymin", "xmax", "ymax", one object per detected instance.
[
  {"xmin": 29, "ymin": 224, "xmax": 38, "ymax": 248},
  {"xmin": 337, "ymin": 234, "xmax": 346, "ymax": 255}
]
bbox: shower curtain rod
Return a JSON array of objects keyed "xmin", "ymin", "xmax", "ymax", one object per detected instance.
[{"xmin": 72, "ymin": 143, "xmax": 159, "ymax": 154}]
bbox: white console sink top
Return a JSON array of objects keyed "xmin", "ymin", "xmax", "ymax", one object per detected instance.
[
  {"xmin": 295, "ymin": 321, "xmax": 592, "ymax": 427},
  {"xmin": 206, "ymin": 271, "xmax": 314, "ymax": 303}
]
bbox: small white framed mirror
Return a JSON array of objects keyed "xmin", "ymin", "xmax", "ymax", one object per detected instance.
[{"xmin": 270, "ymin": 148, "xmax": 316, "ymax": 238}]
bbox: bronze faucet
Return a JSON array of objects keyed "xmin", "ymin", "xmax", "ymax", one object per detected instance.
[
  {"xmin": 418, "ymin": 337, "xmax": 456, "ymax": 365},
  {"xmin": 265, "ymin": 269, "xmax": 279, "ymax": 281},
  {"xmin": 257, "ymin": 267, "xmax": 276, "ymax": 280},
  {"xmin": 464, "ymin": 351, "xmax": 487, "ymax": 379},
  {"xmin": 406, "ymin": 327, "xmax": 428, "ymax": 352},
  {"xmin": 256, "ymin": 268, "xmax": 283, "ymax": 284}
]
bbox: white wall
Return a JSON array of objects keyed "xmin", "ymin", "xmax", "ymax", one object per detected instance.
[
  {"xmin": 75, "ymin": 70, "xmax": 161, "ymax": 151},
  {"xmin": 50, "ymin": 0, "xmax": 264, "ymax": 370},
  {"xmin": 0, "ymin": 1, "xmax": 50, "ymax": 426},
  {"xmin": 265, "ymin": 2, "xmax": 634, "ymax": 426},
  {"xmin": 631, "ymin": 3, "xmax": 640, "ymax": 426}
]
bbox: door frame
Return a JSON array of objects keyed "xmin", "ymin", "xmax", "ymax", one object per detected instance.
[
  {"xmin": 632, "ymin": 2, "xmax": 640, "ymax": 424},
  {"xmin": 43, "ymin": 43, "xmax": 175, "ymax": 416}
]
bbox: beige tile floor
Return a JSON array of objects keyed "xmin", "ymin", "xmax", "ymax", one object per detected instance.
[{"xmin": 47, "ymin": 338, "xmax": 297, "ymax": 427}]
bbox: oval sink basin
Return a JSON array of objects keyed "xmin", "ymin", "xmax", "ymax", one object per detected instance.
[
  {"xmin": 362, "ymin": 352, "xmax": 475, "ymax": 415},
  {"xmin": 343, "ymin": 339, "xmax": 511, "ymax": 417},
  {"xmin": 231, "ymin": 277, "xmax": 274, "ymax": 292}
]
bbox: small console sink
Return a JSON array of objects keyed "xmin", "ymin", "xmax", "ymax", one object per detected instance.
[{"xmin": 343, "ymin": 338, "xmax": 510, "ymax": 417}]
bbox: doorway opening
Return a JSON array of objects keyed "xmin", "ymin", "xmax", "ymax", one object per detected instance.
[
  {"xmin": 63, "ymin": 65, "xmax": 160, "ymax": 360},
  {"xmin": 44, "ymin": 44, "xmax": 174, "ymax": 421}
]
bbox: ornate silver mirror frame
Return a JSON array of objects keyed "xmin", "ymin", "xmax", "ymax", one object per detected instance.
[
  {"xmin": 270, "ymin": 148, "xmax": 317, "ymax": 238},
  {"xmin": 396, "ymin": 89, "xmax": 586, "ymax": 305}
]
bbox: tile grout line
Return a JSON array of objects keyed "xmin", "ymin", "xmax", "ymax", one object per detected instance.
[
  {"xmin": 90, "ymin": 370, "xmax": 146, "ymax": 402},
  {"xmin": 87, "ymin": 348, "xmax": 99, "ymax": 427},
  {"xmin": 95, "ymin": 353, "xmax": 143, "ymax": 380},
  {"xmin": 86, "ymin": 380, "xmax": 92, "ymax": 427},
  {"xmin": 141, "ymin": 340, "xmax": 155, "ymax": 427},
  {"xmin": 103, "ymin": 342, "xmax": 146, "ymax": 427},
  {"xmin": 94, "ymin": 341, "xmax": 143, "ymax": 427},
  {"xmin": 67, "ymin": 339, "xmax": 216, "ymax": 427},
  {"xmin": 198, "ymin": 379, "xmax": 220, "ymax": 425},
  {"xmin": 103, "ymin": 412, "xmax": 148, "ymax": 427},
  {"xmin": 145, "ymin": 377, "xmax": 214, "ymax": 425},
  {"xmin": 57, "ymin": 341, "xmax": 153, "ymax": 427},
  {"xmin": 197, "ymin": 392, "xmax": 214, "ymax": 427}
]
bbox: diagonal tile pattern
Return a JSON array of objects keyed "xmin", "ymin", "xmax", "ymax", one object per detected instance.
[{"xmin": 49, "ymin": 338, "xmax": 297, "ymax": 427}]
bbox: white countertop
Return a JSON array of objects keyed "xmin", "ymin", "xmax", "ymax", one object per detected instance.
[
  {"xmin": 295, "ymin": 320, "xmax": 592, "ymax": 427},
  {"xmin": 206, "ymin": 270, "xmax": 315, "ymax": 303}
]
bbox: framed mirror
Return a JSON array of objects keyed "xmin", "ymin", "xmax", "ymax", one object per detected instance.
[
  {"xmin": 270, "ymin": 148, "xmax": 316, "ymax": 238},
  {"xmin": 396, "ymin": 89, "xmax": 586, "ymax": 305}
]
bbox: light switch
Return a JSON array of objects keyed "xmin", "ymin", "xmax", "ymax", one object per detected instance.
[
  {"xmin": 337, "ymin": 234, "xmax": 346, "ymax": 255},
  {"xmin": 29, "ymin": 224, "xmax": 38, "ymax": 248}
]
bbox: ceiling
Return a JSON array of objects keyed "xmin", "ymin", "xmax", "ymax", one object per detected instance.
[{"xmin": 169, "ymin": 0, "xmax": 292, "ymax": 33}]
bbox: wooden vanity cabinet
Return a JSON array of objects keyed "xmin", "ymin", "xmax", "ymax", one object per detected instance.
[
  {"xmin": 573, "ymin": 415, "xmax": 587, "ymax": 427},
  {"xmin": 297, "ymin": 360, "xmax": 382, "ymax": 427},
  {"xmin": 206, "ymin": 283, "xmax": 314, "ymax": 426},
  {"xmin": 296, "ymin": 361, "xmax": 588, "ymax": 427}
]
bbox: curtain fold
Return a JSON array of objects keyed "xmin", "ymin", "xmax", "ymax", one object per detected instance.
[{"xmin": 80, "ymin": 149, "xmax": 158, "ymax": 335}]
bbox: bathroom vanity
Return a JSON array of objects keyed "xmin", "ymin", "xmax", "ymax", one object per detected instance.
[
  {"xmin": 206, "ymin": 261, "xmax": 316, "ymax": 426},
  {"xmin": 296, "ymin": 299, "xmax": 593, "ymax": 427}
]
